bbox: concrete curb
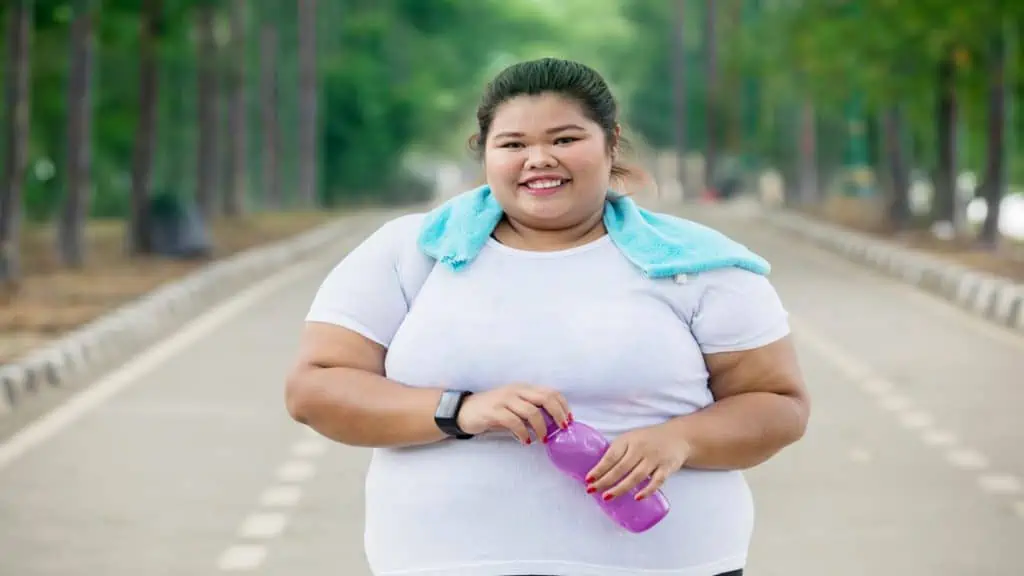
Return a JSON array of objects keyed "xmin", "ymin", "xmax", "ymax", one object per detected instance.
[
  {"xmin": 760, "ymin": 208, "xmax": 1024, "ymax": 334},
  {"xmin": 0, "ymin": 210, "xmax": 394, "ymax": 417}
]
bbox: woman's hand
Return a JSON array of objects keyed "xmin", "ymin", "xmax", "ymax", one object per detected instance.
[
  {"xmin": 584, "ymin": 424, "xmax": 690, "ymax": 501},
  {"xmin": 456, "ymin": 384, "xmax": 572, "ymax": 444}
]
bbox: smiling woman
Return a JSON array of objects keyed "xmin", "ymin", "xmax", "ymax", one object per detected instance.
[
  {"xmin": 285, "ymin": 57, "xmax": 809, "ymax": 576},
  {"xmin": 471, "ymin": 62, "xmax": 633, "ymax": 245}
]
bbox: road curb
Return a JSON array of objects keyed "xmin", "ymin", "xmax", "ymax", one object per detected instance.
[
  {"xmin": 760, "ymin": 208, "xmax": 1024, "ymax": 334},
  {"xmin": 0, "ymin": 210, "xmax": 394, "ymax": 417}
]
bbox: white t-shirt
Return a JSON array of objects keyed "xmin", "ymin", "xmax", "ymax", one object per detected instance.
[{"xmin": 305, "ymin": 213, "xmax": 791, "ymax": 576}]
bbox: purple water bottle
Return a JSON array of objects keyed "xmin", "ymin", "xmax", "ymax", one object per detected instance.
[{"xmin": 541, "ymin": 411, "xmax": 670, "ymax": 533}]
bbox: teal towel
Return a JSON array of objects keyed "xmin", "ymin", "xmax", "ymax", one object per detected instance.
[{"xmin": 417, "ymin": 185, "xmax": 770, "ymax": 278}]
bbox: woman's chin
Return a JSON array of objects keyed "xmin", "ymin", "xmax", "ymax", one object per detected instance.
[{"xmin": 515, "ymin": 197, "xmax": 576, "ymax": 224}]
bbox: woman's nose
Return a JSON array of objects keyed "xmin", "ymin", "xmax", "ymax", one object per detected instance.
[{"xmin": 524, "ymin": 145, "xmax": 558, "ymax": 169}]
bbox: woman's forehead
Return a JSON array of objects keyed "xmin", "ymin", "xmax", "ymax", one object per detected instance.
[{"xmin": 491, "ymin": 93, "xmax": 594, "ymax": 133}]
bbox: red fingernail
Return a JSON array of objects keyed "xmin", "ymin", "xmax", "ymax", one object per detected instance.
[
  {"xmin": 541, "ymin": 436, "xmax": 548, "ymax": 444},
  {"xmin": 602, "ymin": 493, "xmax": 613, "ymax": 501},
  {"xmin": 585, "ymin": 475, "xmax": 594, "ymax": 483},
  {"xmin": 634, "ymin": 494, "xmax": 645, "ymax": 501},
  {"xmin": 586, "ymin": 486, "xmax": 596, "ymax": 494},
  {"xmin": 568, "ymin": 412, "xmax": 575, "ymax": 422},
  {"xmin": 560, "ymin": 421, "xmax": 568, "ymax": 430},
  {"xmin": 525, "ymin": 438, "xmax": 531, "ymax": 445}
]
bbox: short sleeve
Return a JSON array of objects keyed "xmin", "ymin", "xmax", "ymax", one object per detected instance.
[
  {"xmin": 688, "ymin": 267, "xmax": 791, "ymax": 354},
  {"xmin": 304, "ymin": 214, "xmax": 423, "ymax": 347}
]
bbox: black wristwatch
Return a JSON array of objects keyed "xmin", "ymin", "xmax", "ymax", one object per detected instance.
[{"xmin": 434, "ymin": 389, "xmax": 474, "ymax": 440}]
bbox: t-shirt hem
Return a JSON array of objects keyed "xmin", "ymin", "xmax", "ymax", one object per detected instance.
[
  {"xmin": 373, "ymin": 553, "xmax": 747, "ymax": 576},
  {"xmin": 699, "ymin": 321, "xmax": 791, "ymax": 354},
  {"xmin": 304, "ymin": 313, "xmax": 390, "ymax": 348}
]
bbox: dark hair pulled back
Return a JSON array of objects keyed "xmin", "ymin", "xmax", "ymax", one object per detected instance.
[{"xmin": 469, "ymin": 58, "xmax": 636, "ymax": 183}]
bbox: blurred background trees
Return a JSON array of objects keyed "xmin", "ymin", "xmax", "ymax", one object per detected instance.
[
  {"xmin": 2, "ymin": 0, "xmax": 1023, "ymax": 290},
  {"xmin": 609, "ymin": 0, "xmax": 1024, "ymax": 247}
]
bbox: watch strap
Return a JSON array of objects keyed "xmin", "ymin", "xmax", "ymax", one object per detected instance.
[{"xmin": 435, "ymin": 389, "xmax": 474, "ymax": 439}]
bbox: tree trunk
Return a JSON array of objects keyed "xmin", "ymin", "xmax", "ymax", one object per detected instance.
[
  {"xmin": 58, "ymin": 0, "xmax": 97, "ymax": 268},
  {"xmin": 223, "ymin": 0, "xmax": 247, "ymax": 217},
  {"xmin": 260, "ymin": 22, "xmax": 281, "ymax": 209},
  {"xmin": 797, "ymin": 100, "xmax": 818, "ymax": 206},
  {"xmin": 670, "ymin": 0, "xmax": 687, "ymax": 193},
  {"xmin": 195, "ymin": 3, "xmax": 220, "ymax": 220},
  {"xmin": 883, "ymin": 105, "xmax": 911, "ymax": 231},
  {"xmin": 703, "ymin": 0, "xmax": 717, "ymax": 195},
  {"xmin": 128, "ymin": 0, "xmax": 163, "ymax": 255},
  {"xmin": 932, "ymin": 48, "xmax": 957, "ymax": 225},
  {"xmin": 979, "ymin": 32, "xmax": 1008, "ymax": 247},
  {"xmin": 0, "ymin": 0, "xmax": 33, "ymax": 288},
  {"xmin": 297, "ymin": 0, "xmax": 318, "ymax": 208}
]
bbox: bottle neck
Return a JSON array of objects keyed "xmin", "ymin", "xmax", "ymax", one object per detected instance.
[{"xmin": 541, "ymin": 410, "xmax": 561, "ymax": 439}]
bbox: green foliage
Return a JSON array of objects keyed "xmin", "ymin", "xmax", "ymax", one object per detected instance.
[
  {"xmin": 14, "ymin": 0, "xmax": 1020, "ymax": 231},
  {"xmin": 4, "ymin": 0, "xmax": 572, "ymax": 222},
  {"xmin": 600, "ymin": 0, "xmax": 1024, "ymax": 188}
]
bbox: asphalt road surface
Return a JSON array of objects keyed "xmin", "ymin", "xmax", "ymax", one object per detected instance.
[{"xmin": 0, "ymin": 201, "xmax": 1021, "ymax": 575}]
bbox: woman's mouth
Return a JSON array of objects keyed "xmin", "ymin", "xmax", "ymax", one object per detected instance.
[{"xmin": 519, "ymin": 178, "xmax": 570, "ymax": 196}]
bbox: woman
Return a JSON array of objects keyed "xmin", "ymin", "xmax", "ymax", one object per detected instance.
[{"xmin": 285, "ymin": 58, "xmax": 809, "ymax": 576}]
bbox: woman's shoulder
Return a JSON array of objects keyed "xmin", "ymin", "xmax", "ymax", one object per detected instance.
[
  {"xmin": 347, "ymin": 212, "xmax": 427, "ymax": 258},
  {"xmin": 369, "ymin": 211, "xmax": 428, "ymax": 242}
]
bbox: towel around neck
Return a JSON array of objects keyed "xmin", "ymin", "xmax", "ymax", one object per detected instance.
[{"xmin": 416, "ymin": 185, "xmax": 770, "ymax": 279}]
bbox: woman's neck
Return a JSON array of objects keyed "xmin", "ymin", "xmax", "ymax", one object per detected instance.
[{"xmin": 493, "ymin": 208, "xmax": 606, "ymax": 252}]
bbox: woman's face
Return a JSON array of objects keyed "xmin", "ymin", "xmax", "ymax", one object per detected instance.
[{"xmin": 483, "ymin": 92, "xmax": 615, "ymax": 231}]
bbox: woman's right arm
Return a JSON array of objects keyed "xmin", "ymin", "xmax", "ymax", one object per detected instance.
[
  {"xmin": 285, "ymin": 322, "xmax": 449, "ymax": 448},
  {"xmin": 284, "ymin": 321, "xmax": 573, "ymax": 447},
  {"xmin": 283, "ymin": 215, "xmax": 449, "ymax": 448},
  {"xmin": 284, "ymin": 214, "xmax": 571, "ymax": 448}
]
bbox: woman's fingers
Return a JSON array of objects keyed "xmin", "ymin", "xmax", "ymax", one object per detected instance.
[
  {"xmin": 505, "ymin": 397, "xmax": 549, "ymax": 443},
  {"xmin": 494, "ymin": 407, "xmax": 532, "ymax": 444},
  {"xmin": 517, "ymin": 387, "xmax": 571, "ymax": 428},
  {"xmin": 585, "ymin": 443, "xmax": 641, "ymax": 494}
]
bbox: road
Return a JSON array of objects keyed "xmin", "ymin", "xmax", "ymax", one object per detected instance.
[{"xmin": 0, "ymin": 201, "xmax": 1021, "ymax": 575}]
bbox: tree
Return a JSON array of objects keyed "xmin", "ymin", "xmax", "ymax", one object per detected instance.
[
  {"xmin": 297, "ymin": 0, "xmax": 317, "ymax": 208},
  {"xmin": 0, "ymin": 0, "xmax": 34, "ymax": 288},
  {"xmin": 127, "ymin": 0, "xmax": 162, "ymax": 255},
  {"xmin": 57, "ymin": 0, "xmax": 97, "ymax": 267}
]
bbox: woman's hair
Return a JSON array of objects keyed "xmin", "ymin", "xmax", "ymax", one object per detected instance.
[{"xmin": 469, "ymin": 57, "xmax": 644, "ymax": 188}]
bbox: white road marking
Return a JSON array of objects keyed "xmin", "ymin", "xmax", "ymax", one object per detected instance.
[
  {"xmin": 797, "ymin": 334, "xmax": 868, "ymax": 381},
  {"xmin": 790, "ymin": 315, "xmax": 1021, "ymax": 516},
  {"xmin": 0, "ymin": 259, "xmax": 325, "ymax": 471},
  {"xmin": 860, "ymin": 377, "xmax": 895, "ymax": 395},
  {"xmin": 898, "ymin": 410, "xmax": 934, "ymax": 430},
  {"xmin": 239, "ymin": 512, "xmax": 289, "ymax": 538},
  {"xmin": 945, "ymin": 448, "xmax": 990, "ymax": 471},
  {"xmin": 848, "ymin": 448, "xmax": 873, "ymax": 463},
  {"xmin": 276, "ymin": 460, "xmax": 317, "ymax": 483},
  {"xmin": 977, "ymin": 474, "xmax": 1023, "ymax": 496},
  {"xmin": 291, "ymin": 438, "xmax": 329, "ymax": 458},
  {"xmin": 260, "ymin": 485, "xmax": 304, "ymax": 508},
  {"xmin": 217, "ymin": 544, "xmax": 267, "ymax": 571},
  {"xmin": 877, "ymin": 394, "xmax": 913, "ymax": 412},
  {"xmin": 920, "ymin": 429, "xmax": 958, "ymax": 447},
  {"xmin": 218, "ymin": 429, "xmax": 326, "ymax": 570}
]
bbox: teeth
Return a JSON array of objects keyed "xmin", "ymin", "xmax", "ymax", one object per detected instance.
[{"xmin": 526, "ymin": 179, "xmax": 563, "ymax": 189}]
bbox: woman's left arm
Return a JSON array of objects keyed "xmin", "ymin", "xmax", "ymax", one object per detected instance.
[{"xmin": 658, "ymin": 335, "xmax": 810, "ymax": 470}]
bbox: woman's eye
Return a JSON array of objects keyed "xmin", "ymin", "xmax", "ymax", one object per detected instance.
[
  {"xmin": 500, "ymin": 142, "xmax": 524, "ymax": 149},
  {"xmin": 554, "ymin": 137, "xmax": 579, "ymax": 145}
]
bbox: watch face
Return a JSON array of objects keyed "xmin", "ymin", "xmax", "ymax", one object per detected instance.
[{"xmin": 437, "ymin": 391, "xmax": 461, "ymax": 419}]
